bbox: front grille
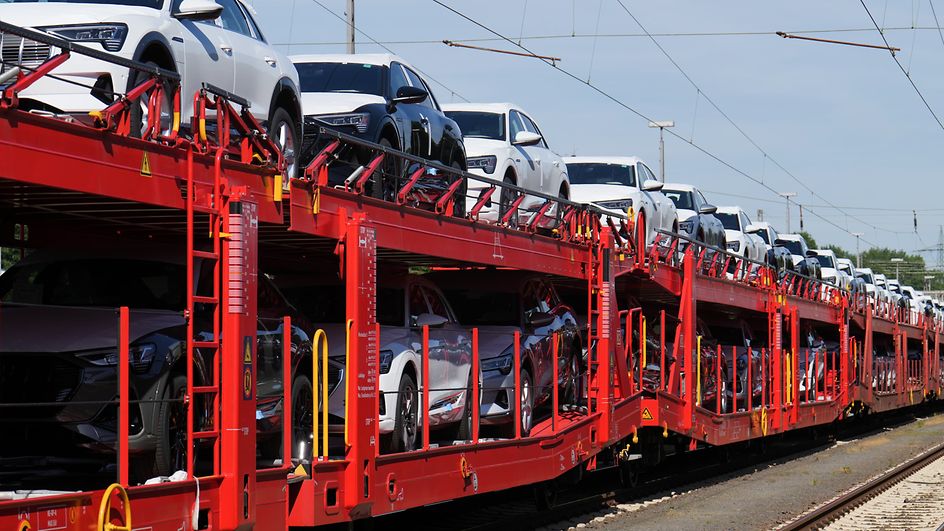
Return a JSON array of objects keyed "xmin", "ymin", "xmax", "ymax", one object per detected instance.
[
  {"xmin": 0, "ymin": 33, "xmax": 52, "ymax": 77},
  {"xmin": 0, "ymin": 354, "xmax": 82, "ymax": 418}
]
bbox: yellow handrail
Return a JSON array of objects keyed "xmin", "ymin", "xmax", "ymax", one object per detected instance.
[
  {"xmin": 97, "ymin": 483, "xmax": 131, "ymax": 531},
  {"xmin": 696, "ymin": 336, "xmax": 702, "ymax": 406},
  {"xmin": 312, "ymin": 328, "xmax": 329, "ymax": 460},
  {"xmin": 344, "ymin": 319, "xmax": 353, "ymax": 449}
]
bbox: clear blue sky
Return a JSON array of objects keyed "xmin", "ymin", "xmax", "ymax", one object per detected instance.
[{"xmin": 246, "ymin": 0, "xmax": 944, "ymax": 262}]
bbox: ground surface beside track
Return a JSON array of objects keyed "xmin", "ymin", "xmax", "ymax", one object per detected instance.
[{"xmin": 558, "ymin": 415, "xmax": 944, "ymax": 531}]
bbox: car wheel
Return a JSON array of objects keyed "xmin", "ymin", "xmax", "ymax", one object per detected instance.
[
  {"xmin": 387, "ymin": 372, "xmax": 418, "ymax": 453},
  {"xmin": 152, "ymin": 374, "xmax": 188, "ymax": 479},
  {"xmin": 635, "ymin": 213, "xmax": 647, "ymax": 254},
  {"xmin": 454, "ymin": 372, "xmax": 475, "ymax": 442},
  {"xmin": 128, "ymin": 60, "xmax": 174, "ymax": 139},
  {"xmin": 450, "ymin": 161, "xmax": 467, "ymax": 218},
  {"xmin": 715, "ymin": 373, "xmax": 728, "ymax": 414},
  {"xmin": 518, "ymin": 368, "xmax": 534, "ymax": 437},
  {"xmin": 372, "ymin": 137, "xmax": 400, "ymax": 201},
  {"xmin": 562, "ymin": 345, "xmax": 580, "ymax": 406},
  {"xmin": 291, "ymin": 374, "xmax": 314, "ymax": 461},
  {"xmin": 498, "ymin": 174, "xmax": 520, "ymax": 227},
  {"xmin": 268, "ymin": 106, "xmax": 298, "ymax": 181}
]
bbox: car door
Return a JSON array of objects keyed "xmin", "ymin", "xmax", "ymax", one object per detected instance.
[
  {"xmin": 386, "ymin": 62, "xmax": 413, "ymax": 154},
  {"xmin": 172, "ymin": 0, "xmax": 236, "ymax": 103},
  {"xmin": 634, "ymin": 163, "xmax": 657, "ymax": 227},
  {"xmin": 522, "ymin": 279, "xmax": 562, "ymax": 400},
  {"xmin": 389, "ymin": 62, "xmax": 429, "ymax": 159},
  {"xmin": 422, "ymin": 284, "xmax": 471, "ymax": 403},
  {"xmin": 403, "ymin": 67, "xmax": 443, "ymax": 163},
  {"xmin": 223, "ymin": 0, "xmax": 276, "ymax": 121},
  {"xmin": 509, "ymin": 110, "xmax": 543, "ymax": 195},
  {"xmin": 519, "ymin": 112, "xmax": 560, "ymax": 196}
]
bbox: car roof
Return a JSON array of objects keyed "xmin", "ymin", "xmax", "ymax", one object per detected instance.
[
  {"xmin": 562, "ymin": 156, "xmax": 644, "ymax": 166},
  {"xmin": 715, "ymin": 205, "xmax": 745, "ymax": 215},
  {"xmin": 779, "ymin": 233, "xmax": 803, "ymax": 241},
  {"xmin": 812, "ymin": 248, "xmax": 836, "ymax": 257},
  {"xmin": 288, "ymin": 53, "xmax": 415, "ymax": 70},
  {"xmin": 441, "ymin": 102, "xmax": 525, "ymax": 115},
  {"xmin": 662, "ymin": 182, "xmax": 696, "ymax": 192}
]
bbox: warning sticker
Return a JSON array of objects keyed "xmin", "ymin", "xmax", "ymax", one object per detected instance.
[
  {"xmin": 244, "ymin": 336, "xmax": 253, "ymax": 363},
  {"xmin": 140, "ymin": 151, "xmax": 152, "ymax": 176},
  {"xmin": 243, "ymin": 368, "xmax": 252, "ymax": 400},
  {"xmin": 641, "ymin": 408, "xmax": 654, "ymax": 421}
]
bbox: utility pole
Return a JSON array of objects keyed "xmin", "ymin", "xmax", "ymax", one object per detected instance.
[
  {"xmin": 852, "ymin": 232, "xmax": 864, "ymax": 268},
  {"xmin": 346, "ymin": 0, "xmax": 355, "ymax": 54},
  {"xmin": 778, "ymin": 192, "xmax": 797, "ymax": 233},
  {"xmin": 891, "ymin": 257, "xmax": 904, "ymax": 281},
  {"xmin": 648, "ymin": 121, "xmax": 674, "ymax": 182}
]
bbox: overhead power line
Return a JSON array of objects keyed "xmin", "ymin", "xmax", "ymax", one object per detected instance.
[{"xmin": 432, "ymin": 1, "xmax": 879, "ymax": 248}]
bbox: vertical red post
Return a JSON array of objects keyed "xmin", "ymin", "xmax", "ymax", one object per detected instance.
[
  {"xmin": 552, "ymin": 331, "xmax": 559, "ymax": 433},
  {"xmin": 638, "ymin": 311, "xmax": 644, "ymax": 392},
  {"xmin": 716, "ymin": 344, "xmax": 722, "ymax": 415},
  {"xmin": 761, "ymin": 347, "xmax": 767, "ymax": 409},
  {"xmin": 660, "ymin": 310, "xmax": 666, "ymax": 391},
  {"xmin": 422, "ymin": 325, "xmax": 430, "ymax": 452},
  {"xmin": 282, "ymin": 316, "xmax": 292, "ymax": 467},
  {"xmin": 472, "ymin": 328, "xmax": 480, "ymax": 443},
  {"xmin": 514, "ymin": 330, "xmax": 521, "ymax": 439},
  {"xmin": 745, "ymin": 345, "xmax": 751, "ymax": 411},
  {"xmin": 118, "ymin": 306, "xmax": 130, "ymax": 486}
]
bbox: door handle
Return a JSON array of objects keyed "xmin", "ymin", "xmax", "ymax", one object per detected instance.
[
  {"xmin": 220, "ymin": 44, "xmax": 233, "ymax": 54},
  {"xmin": 264, "ymin": 56, "xmax": 278, "ymax": 66}
]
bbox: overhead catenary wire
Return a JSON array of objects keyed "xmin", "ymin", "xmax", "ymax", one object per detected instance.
[{"xmin": 432, "ymin": 0, "xmax": 880, "ymax": 248}]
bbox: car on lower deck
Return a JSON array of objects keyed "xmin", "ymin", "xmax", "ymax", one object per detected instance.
[
  {"xmin": 291, "ymin": 54, "xmax": 467, "ymax": 211},
  {"xmin": 443, "ymin": 103, "xmax": 569, "ymax": 224},
  {"xmin": 661, "ymin": 183, "xmax": 726, "ymax": 249},
  {"xmin": 432, "ymin": 270, "xmax": 582, "ymax": 437},
  {"xmin": 563, "ymin": 156, "xmax": 678, "ymax": 248}
]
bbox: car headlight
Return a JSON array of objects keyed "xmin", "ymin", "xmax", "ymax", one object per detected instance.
[
  {"xmin": 41, "ymin": 24, "xmax": 128, "ymax": 52},
  {"xmin": 726, "ymin": 241, "xmax": 740, "ymax": 252},
  {"xmin": 379, "ymin": 349, "xmax": 395, "ymax": 374},
  {"xmin": 77, "ymin": 343, "xmax": 157, "ymax": 373},
  {"xmin": 595, "ymin": 198, "xmax": 633, "ymax": 211},
  {"xmin": 467, "ymin": 155, "xmax": 497, "ymax": 174},
  {"xmin": 679, "ymin": 219, "xmax": 695, "ymax": 233},
  {"xmin": 314, "ymin": 112, "xmax": 370, "ymax": 134},
  {"xmin": 482, "ymin": 347, "xmax": 513, "ymax": 375}
]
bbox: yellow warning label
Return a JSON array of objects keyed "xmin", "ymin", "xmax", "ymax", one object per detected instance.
[
  {"xmin": 641, "ymin": 408, "xmax": 653, "ymax": 421},
  {"xmin": 244, "ymin": 336, "xmax": 253, "ymax": 363},
  {"xmin": 243, "ymin": 368, "xmax": 252, "ymax": 399},
  {"xmin": 140, "ymin": 151, "xmax": 152, "ymax": 176}
]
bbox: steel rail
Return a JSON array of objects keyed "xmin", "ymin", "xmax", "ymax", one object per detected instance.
[{"xmin": 783, "ymin": 441, "xmax": 944, "ymax": 530}]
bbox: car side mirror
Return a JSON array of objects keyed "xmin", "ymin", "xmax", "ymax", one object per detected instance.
[
  {"xmin": 173, "ymin": 0, "xmax": 223, "ymax": 20},
  {"xmin": 641, "ymin": 179, "xmax": 663, "ymax": 192},
  {"xmin": 392, "ymin": 85, "xmax": 428, "ymax": 105},
  {"xmin": 526, "ymin": 311, "xmax": 555, "ymax": 328},
  {"xmin": 699, "ymin": 204, "xmax": 717, "ymax": 215},
  {"xmin": 512, "ymin": 131, "xmax": 543, "ymax": 146},
  {"xmin": 414, "ymin": 313, "xmax": 448, "ymax": 328}
]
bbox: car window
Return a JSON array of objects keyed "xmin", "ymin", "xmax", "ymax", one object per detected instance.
[
  {"xmin": 522, "ymin": 279, "xmax": 554, "ymax": 315},
  {"xmin": 444, "ymin": 111, "xmax": 505, "ymax": 141},
  {"xmin": 237, "ymin": 1, "xmax": 266, "ymax": 41},
  {"xmin": 213, "ymin": 0, "xmax": 253, "ymax": 37},
  {"xmin": 296, "ymin": 62, "xmax": 385, "ymax": 96},
  {"xmin": 403, "ymin": 68, "xmax": 436, "ymax": 110},
  {"xmin": 408, "ymin": 283, "xmax": 430, "ymax": 326},
  {"xmin": 377, "ymin": 287, "xmax": 405, "ymax": 326},
  {"xmin": 518, "ymin": 112, "xmax": 548, "ymax": 148},
  {"xmin": 422, "ymin": 286, "xmax": 451, "ymax": 321},
  {"xmin": 697, "ymin": 190, "xmax": 709, "ymax": 207},
  {"xmin": 740, "ymin": 212, "xmax": 751, "ymax": 230},
  {"xmin": 640, "ymin": 164, "xmax": 657, "ymax": 183},
  {"xmin": 509, "ymin": 111, "xmax": 527, "ymax": 142},
  {"xmin": 388, "ymin": 62, "xmax": 410, "ymax": 98},
  {"xmin": 663, "ymin": 190, "xmax": 694, "ymax": 210},
  {"xmin": 715, "ymin": 212, "xmax": 739, "ymax": 231},
  {"xmin": 565, "ymin": 163, "xmax": 636, "ymax": 187}
]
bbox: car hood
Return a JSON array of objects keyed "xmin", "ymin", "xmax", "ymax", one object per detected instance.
[
  {"xmin": 0, "ymin": 3, "xmax": 161, "ymax": 27},
  {"xmin": 0, "ymin": 304, "xmax": 182, "ymax": 353},
  {"xmin": 461, "ymin": 137, "xmax": 508, "ymax": 158},
  {"xmin": 471, "ymin": 325, "xmax": 521, "ymax": 360},
  {"xmin": 569, "ymin": 184, "xmax": 635, "ymax": 204},
  {"xmin": 300, "ymin": 92, "xmax": 386, "ymax": 117},
  {"xmin": 724, "ymin": 230, "xmax": 745, "ymax": 242},
  {"xmin": 676, "ymin": 209, "xmax": 696, "ymax": 221},
  {"xmin": 311, "ymin": 322, "xmax": 415, "ymax": 359}
]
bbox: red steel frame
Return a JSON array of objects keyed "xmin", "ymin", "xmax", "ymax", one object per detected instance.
[{"xmin": 0, "ymin": 33, "xmax": 942, "ymax": 530}]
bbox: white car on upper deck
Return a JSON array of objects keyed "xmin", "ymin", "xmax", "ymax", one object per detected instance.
[
  {"xmin": 442, "ymin": 102, "xmax": 568, "ymax": 219},
  {"xmin": 0, "ymin": 0, "xmax": 302, "ymax": 166},
  {"xmin": 562, "ymin": 156, "xmax": 677, "ymax": 246},
  {"xmin": 714, "ymin": 206, "xmax": 765, "ymax": 262}
]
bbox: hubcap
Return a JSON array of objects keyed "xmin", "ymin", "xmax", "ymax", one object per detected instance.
[
  {"xmin": 400, "ymin": 383, "xmax": 416, "ymax": 448},
  {"xmin": 169, "ymin": 386, "xmax": 187, "ymax": 471},
  {"xmin": 520, "ymin": 376, "xmax": 532, "ymax": 434},
  {"xmin": 276, "ymin": 122, "xmax": 296, "ymax": 179},
  {"xmin": 294, "ymin": 383, "xmax": 313, "ymax": 459}
]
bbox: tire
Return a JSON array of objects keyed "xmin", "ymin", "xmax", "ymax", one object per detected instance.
[
  {"xmin": 562, "ymin": 345, "xmax": 580, "ymax": 407},
  {"xmin": 454, "ymin": 372, "xmax": 475, "ymax": 442},
  {"xmin": 449, "ymin": 161, "xmax": 467, "ymax": 218},
  {"xmin": 715, "ymin": 373, "xmax": 729, "ymax": 414},
  {"xmin": 498, "ymin": 174, "xmax": 519, "ymax": 227},
  {"xmin": 518, "ymin": 368, "xmax": 534, "ymax": 437},
  {"xmin": 372, "ymin": 137, "xmax": 400, "ymax": 201},
  {"xmin": 635, "ymin": 214, "xmax": 647, "ymax": 254},
  {"xmin": 128, "ymin": 60, "xmax": 175, "ymax": 139},
  {"xmin": 152, "ymin": 374, "xmax": 188, "ymax": 479},
  {"xmin": 291, "ymin": 374, "xmax": 314, "ymax": 461},
  {"xmin": 268, "ymin": 107, "xmax": 299, "ymax": 181},
  {"xmin": 387, "ymin": 372, "xmax": 418, "ymax": 453}
]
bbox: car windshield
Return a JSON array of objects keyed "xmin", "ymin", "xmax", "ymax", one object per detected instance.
[
  {"xmin": 663, "ymin": 189, "xmax": 694, "ymax": 210},
  {"xmin": 444, "ymin": 111, "xmax": 505, "ymax": 141},
  {"xmin": 565, "ymin": 163, "xmax": 636, "ymax": 187},
  {"xmin": 779, "ymin": 240, "xmax": 804, "ymax": 255},
  {"xmin": 445, "ymin": 289, "xmax": 519, "ymax": 325},
  {"xmin": 715, "ymin": 213, "xmax": 740, "ymax": 231},
  {"xmin": 295, "ymin": 62, "xmax": 385, "ymax": 97},
  {"xmin": 0, "ymin": 258, "xmax": 185, "ymax": 310},
  {"xmin": 756, "ymin": 229, "xmax": 770, "ymax": 244},
  {"xmin": 812, "ymin": 255, "xmax": 835, "ymax": 268},
  {"xmin": 1, "ymin": 0, "xmax": 161, "ymax": 5}
]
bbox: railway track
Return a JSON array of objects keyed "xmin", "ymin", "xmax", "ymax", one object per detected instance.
[{"xmin": 782, "ymin": 440, "xmax": 944, "ymax": 530}]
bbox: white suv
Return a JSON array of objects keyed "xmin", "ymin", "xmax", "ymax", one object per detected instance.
[
  {"xmin": 0, "ymin": 0, "xmax": 301, "ymax": 171},
  {"xmin": 442, "ymin": 103, "xmax": 569, "ymax": 220},
  {"xmin": 715, "ymin": 206, "xmax": 765, "ymax": 263}
]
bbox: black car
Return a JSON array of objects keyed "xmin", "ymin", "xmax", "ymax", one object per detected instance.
[
  {"xmin": 433, "ymin": 271, "xmax": 582, "ymax": 437},
  {"xmin": 293, "ymin": 54, "xmax": 467, "ymax": 210},
  {"xmin": 661, "ymin": 183, "xmax": 726, "ymax": 249},
  {"xmin": 0, "ymin": 252, "xmax": 312, "ymax": 484}
]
